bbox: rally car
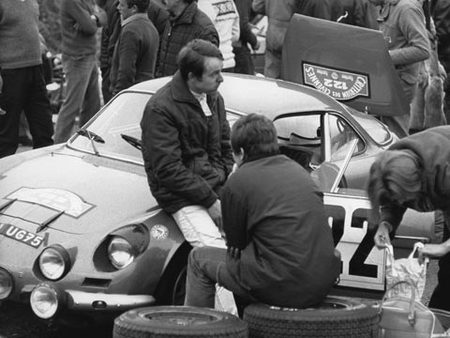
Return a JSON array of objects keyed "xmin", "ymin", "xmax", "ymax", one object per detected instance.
[{"xmin": 0, "ymin": 73, "xmax": 434, "ymax": 323}]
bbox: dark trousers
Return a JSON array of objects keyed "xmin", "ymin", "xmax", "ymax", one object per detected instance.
[
  {"xmin": 0, "ymin": 65, "xmax": 54, "ymax": 158},
  {"xmin": 429, "ymin": 225, "xmax": 450, "ymax": 311},
  {"xmin": 184, "ymin": 247, "xmax": 256, "ymax": 309},
  {"xmin": 233, "ymin": 45, "xmax": 255, "ymax": 75}
]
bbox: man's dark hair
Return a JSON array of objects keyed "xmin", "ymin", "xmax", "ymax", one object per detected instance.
[
  {"xmin": 177, "ymin": 39, "xmax": 223, "ymax": 80},
  {"xmin": 126, "ymin": 0, "xmax": 150, "ymax": 12},
  {"xmin": 231, "ymin": 114, "xmax": 279, "ymax": 160}
]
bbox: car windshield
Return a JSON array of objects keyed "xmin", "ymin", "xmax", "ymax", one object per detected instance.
[
  {"xmin": 346, "ymin": 107, "xmax": 391, "ymax": 145},
  {"xmin": 69, "ymin": 92, "xmax": 151, "ymax": 163}
]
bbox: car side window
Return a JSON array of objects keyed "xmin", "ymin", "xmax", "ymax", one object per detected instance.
[
  {"xmin": 274, "ymin": 114, "xmax": 323, "ymax": 170},
  {"xmin": 328, "ymin": 115, "xmax": 363, "ymax": 162}
]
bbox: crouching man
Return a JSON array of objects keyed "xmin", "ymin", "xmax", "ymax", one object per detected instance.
[{"xmin": 184, "ymin": 113, "xmax": 341, "ymax": 309}]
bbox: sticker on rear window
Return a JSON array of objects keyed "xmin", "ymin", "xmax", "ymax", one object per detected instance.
[
  {"xmin": 7, "ymin": 187, "xmax": 93, "ymax": 218},
  {"xmin": 303, "ymin": 62, "xmax": 369, "ymax": 101}
]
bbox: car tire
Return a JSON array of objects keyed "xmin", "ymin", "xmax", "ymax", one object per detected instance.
[
  {"xmin": 113, "ymin": 306, "xmax": 248, "ymax": 338},
  {"xmin": 243, "ymin": 297, "xmax": 379, "ymax": 338}
]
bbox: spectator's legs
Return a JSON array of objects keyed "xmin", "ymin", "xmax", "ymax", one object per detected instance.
[
  {"xmin": 23, "ymin": 65, "xmax": 54, "ymax": 149},
  {"xmin": 172, "ymin": 205, "xmax": 226, "ymax": 248},
  {"xmin": 184, "ymin": 247, "xmax": 255, "ymax": 308},
  {"xmin": 264, "ymin": 48, "xmax": 281, "ymax": 79},
  {"xmin": 409, "ymin": 69, "xmax": 426, "ymax": 133},
  {"xmin": 54, "ymin": 54, "xmax": 98, "ymax": 143},
  {"xmin": 429, "ymin": 225, "xmax": 450, "ymax": 311},
  {"xmin": 80, "ymin": 59, "xmax": 101, "ymax": 127},
  {"xmin": 233, "ymin": 46, "xmax": 255, "ymax": 75},
  {"xmin": 0, "ymin": 68, "xmax": 26, "ymax": 158}
]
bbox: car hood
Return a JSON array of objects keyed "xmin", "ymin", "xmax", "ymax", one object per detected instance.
[
  {"xmin": 281, "ymin": 14, "xmax": 408, "ymax": 117},
  {"xmin": 0, "ymin": 146, "xmax": 157, "ymax": 235}
]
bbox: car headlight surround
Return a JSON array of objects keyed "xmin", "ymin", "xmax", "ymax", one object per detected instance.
[
  {"xmin": 30, "ymin": 284, "xmax": 61, "ymax": 319},
  {"xmin": 38, "ymin": 245, "xmax": 71, "ymax": 281},
  {"xmin": 0, "ymin": 268, "xmax": 13, "ymax": 300},
  {"xmin": 107, "ymin": 236, "xmax": 135, "ymax": 270}
]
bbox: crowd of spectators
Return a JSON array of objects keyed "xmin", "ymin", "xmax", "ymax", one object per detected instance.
[{"xmin": 0, "ymin": 0, "xmax": 449, "ymax": 156}]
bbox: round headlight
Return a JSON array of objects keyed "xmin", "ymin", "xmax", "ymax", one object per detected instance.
[
  {"xmin": 30, "ymin": 284, "xmax": 59, "ymax": 319},
  {"xmin": 0, "ymin": 268, "xmax": 13, "ymax": 300},
  {"xmin": 39, "ymin": 246, "xmax": 70, "ymax": 280},
  {"xmin": 108, "ymin": 236, "xmax": 135, "ymax": 269}
]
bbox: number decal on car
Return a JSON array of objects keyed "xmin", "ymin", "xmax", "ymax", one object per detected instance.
[{"xmin": 324, "ymin": 195, "xmax": 386, "ymax": 291}]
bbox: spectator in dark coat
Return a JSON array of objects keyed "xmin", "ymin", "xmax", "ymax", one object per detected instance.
[
  {"xmin": 148, "ymin": 0, "xmax": 170, "ymax": 36},
  {"xmin": 233, "ymin": 0, "xmax": 259, "ymax": 75},
  {"xmin": 0, "ymin": 0, "xmax": 54, "ymax": 158},
  {"xmin": 431, "ymin": 0, "xmax": 450, "ymax": 122},
  {"xmin": 185, "ymin": 113, "xmax": 340, "ymax": 309},
  {"xmin": 297, "ymin": 0, "xmax": 345, "ymax": 21},
  {"xmin": 141, "ymin": 39, "xmax": 233, "ymax": 248},
  {"xmin": 156, "ymin": 0, "xmax": 219, "ymax": 77},
  {"xmin": 110, "ymin": 0, "xmax": 159, "ymax": 95}
]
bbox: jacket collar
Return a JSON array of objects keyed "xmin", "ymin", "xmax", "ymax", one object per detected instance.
[
  {"xmin": 170, "ymin": 1, "xmax": 197, "ymax": 25},
  {"xmin": 121, "ymin": 13, "xmax": 148, "ymax": 27},
  {"xmin": 170, "ymin": 71, "xmax": 219, "ymax": 109}
]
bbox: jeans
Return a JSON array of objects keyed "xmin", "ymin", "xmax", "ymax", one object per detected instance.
[
  {"xmin": 0, "ymin": 65, "xmax": 53, "ymax": 158},
  {"xmin": 54, "ymin": 54, "xmax": 100, "ymax": 143},
  {"xmin": 184, "ymin": 247, "xmax": 256, "ymax": 308},
  {"xmin": 172, "ymin": 205, "xmax": 226, "ymax": 248}
]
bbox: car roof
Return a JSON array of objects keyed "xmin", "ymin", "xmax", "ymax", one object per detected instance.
[{"xmin": 129, "ymin": 73, "xmax": 350, "ymax": 120}]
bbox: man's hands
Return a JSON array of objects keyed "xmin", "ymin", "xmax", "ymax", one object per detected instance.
[
  {"xmin": 228, "ymin": 246, "xmax": 241, "ymax": 259},
  {"xmin": 374, "ymin": 221, "xmax": 393, "ymax": 248},
  {"xmin": 207, "ymin": 199, "xmax": 222, "ymax": 230}
]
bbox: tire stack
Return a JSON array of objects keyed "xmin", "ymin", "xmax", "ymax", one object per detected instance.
[
  {"xmin": 113, "ymin": 306, "xmax": 248, "ymax": 338},
  {"xmin": 243, "ymin": 297, "xmax": 380, "ymax": 338}
]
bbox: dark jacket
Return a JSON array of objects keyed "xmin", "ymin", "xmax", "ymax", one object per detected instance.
[
  {"xmin": 222, "ymin": 154, "xmax": 340, "ymax": 308},
  {"xmin": 297, "ymin": 0, "xmax": 345, "ymax": 21},
  {"xmin": 234, "ymin": 0, "xmax": 258, "ymax": 49},
  {"xmin": 156, "ymin": 2, "xmax": 219, "ymax": 77},
  {"xmin": 140, "ymin": 71, "xmax": 233, "ymax": 214},
  {"xmin": 110, "ymin": 14, "xmax": 159, "ymax": 94},
  {"xmin": 148, "ymin": 0, "xmax": 170, "ymax": 37},
  {"xmin": 380, "ymin": 126, "xmax": 450, "ymax": 231},
  {"xmin": 432, "ymin": 0, "xmax": 450, "ymax": 70}
]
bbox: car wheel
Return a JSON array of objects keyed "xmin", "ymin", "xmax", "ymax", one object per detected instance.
[
  {"xmin": 243, "ymin": 297, "xmax": 379, "ymax": 338},
  {"xmin": 113, "ymin": 306, "xmax": 248, "ymax": 338}
]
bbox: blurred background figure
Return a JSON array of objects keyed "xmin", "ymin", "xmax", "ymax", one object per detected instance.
[
  {"xmin": 155, "ymin": 0, "xmax": 219, "ymax": 77},
  {"xmin": 431, "ymin": 0, "xmax": 450, "ymax": 124},
  {"xmin": 0, "ymin": 0, "xmax": 54, "ymax": 158},
  {"xmin": 336, "ymin": 0, "xmax": 378, "ymax": 28},
  {"xmin": 54, "ymin": 0, "xmax": 106, "ymax": 143},
  {"xmin": 197, "ymin": 0, "xmax": 240, "ymax": 72},
  {"xmin": 233, "ymin": 0, "xmax": 259, "ymax": 75},
  {"xmin": 368, "ymin": 0, "xmax": 430, "ymax": 135},
  {"xmin": 109, "ymin": 0, "xmax": 159, "ymax": 95}
]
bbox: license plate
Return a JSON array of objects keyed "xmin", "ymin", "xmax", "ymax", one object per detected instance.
[{"xmin": 0, "ymin": 223, "xmax": 44, "ymax": 248}]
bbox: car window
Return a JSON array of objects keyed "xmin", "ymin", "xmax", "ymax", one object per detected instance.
[
  {"xmin": 328, "ymin": 115, "xmax": 364, "ymax": 162},
  {"xmin": 69, "ymin": 92, "xmax": 151, "ymax": 162},
  {"xmin": 346, "ymin": 107, "xmax": 391, "ymax": 145}
]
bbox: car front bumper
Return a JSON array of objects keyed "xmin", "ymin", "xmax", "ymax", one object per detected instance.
[{"xmin": 29, "ymin": 283, "xmax": 155, "ymax": 319}]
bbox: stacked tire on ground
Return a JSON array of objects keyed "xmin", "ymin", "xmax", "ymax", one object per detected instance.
[
  {"xmin": 113, "ymin": 306, "xmax": 248, "ymax": 338},
  {"xmin": 243, "ymin": 297, "xmax": 379, "ymax": 338}
]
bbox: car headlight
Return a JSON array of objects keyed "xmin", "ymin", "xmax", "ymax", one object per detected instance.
[
  {"xmin": 0, "ymin": 268, "xmax": 13, "ymax": 300},
  {"xmin": 30, "ymin": 284, "xmax": 59, "ymax": 319},
  {"xmin": 39, "ymin": 246, "xmax": 71, "ymax": 281},
  {"xmin": 107, "ymin": 236, "xmax": 135, "ymax": 269}
]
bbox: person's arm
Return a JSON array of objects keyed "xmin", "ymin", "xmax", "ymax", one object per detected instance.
[
  {"xmin": 420, "ymin": 238, "xmax": 450, "ymax": 258},
  {"xmin": 221, "ymin": 182, "xmax": 248, "ymax": 256},
  {"xmin": 112, "ymin": 29, "xmax": 139, "ymax": 95},
  {"xmin": 141, "ymin": 103, "xmax": 218, "ymax": 208},
  {"xmin": 373, "ymin": 203, "xmax": 407, "ymax": 248},
  {"xmin": 231, "ymin": 1, "xmax": 241, "ymax": 43},
  {"xmin": 235, "ymin": 0, "xmax": 258, "ymax": 48},
  {"xmin": 67, "ymin": 1, "xmax": 105, "ymax": 35},
  {"xmin": 389, "ymin": 6, "xmax": 430, "ymax": 65}
]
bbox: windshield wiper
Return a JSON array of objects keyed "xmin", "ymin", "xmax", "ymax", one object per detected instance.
[
  {"xmin": 77, "ymin": 129, "xmax": 105, "ymax": 156},
  {"xmin": 121, "ymin": 133, "xmax": 142, "ymax": 151}
]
